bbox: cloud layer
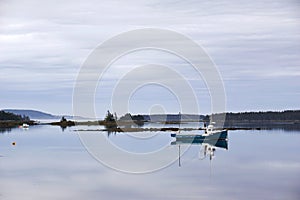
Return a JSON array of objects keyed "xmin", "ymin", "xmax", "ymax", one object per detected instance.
[{"xmin": 0, "ymin": 0, "xmax": 299, "ymax": 115}]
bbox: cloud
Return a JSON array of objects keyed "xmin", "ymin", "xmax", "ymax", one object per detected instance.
[{"xmin": 0, "ymin": 0, "xmax": 299, "ymax": 115}]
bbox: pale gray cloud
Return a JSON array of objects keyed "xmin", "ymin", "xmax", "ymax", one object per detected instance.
[{"xmin": 0, "ymin": 0, "xmax": 299, "ymax": 115}]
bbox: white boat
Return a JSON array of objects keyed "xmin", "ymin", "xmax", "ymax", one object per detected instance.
[{"xmin": 22, "ymin": 123, "xmax": 29, "ymax": 128}]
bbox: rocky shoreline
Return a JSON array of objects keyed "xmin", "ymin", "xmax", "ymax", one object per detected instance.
[{"xmin": 0, "ymin": 120, "xmax": 36, "ymax": 128}]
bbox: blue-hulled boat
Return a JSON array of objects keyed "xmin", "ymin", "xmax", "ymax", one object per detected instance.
[
  {"xmin": 171, "ymin": 123, "xmax": 228, "ymax": 141},
  {"xmin": 171, "ymin": 125, "xmax": 229, "ymax": 166}
]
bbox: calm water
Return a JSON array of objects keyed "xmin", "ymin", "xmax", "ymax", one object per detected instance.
[{"xmin": 0, "ymin": 125, "xmax": 300, "ymax": 200}]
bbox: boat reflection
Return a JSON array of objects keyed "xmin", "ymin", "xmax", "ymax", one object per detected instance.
[
  {"xmin": 171, "ymin": 139, "xmax": 228, "ymax": 166},
  {"xmin": 171, "ymin": 139, "xmax": 228, "ymax": 150}
]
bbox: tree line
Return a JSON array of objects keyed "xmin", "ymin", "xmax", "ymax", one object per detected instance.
[
  {"xmin": 105, "ymin": 110, "xmax": 300, "ymax": 123},
  {"xmin": 207, "ymin": 110, "xmax": 300, "ymax": 121},
  {"xmin": 0, "ymin": 110, "xmax": 30, "ymax": 121}
]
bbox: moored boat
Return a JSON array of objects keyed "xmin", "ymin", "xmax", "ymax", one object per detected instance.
[
  {"xmin": 22, "ymin": 123, "xmax": 29, "ymax": 128},
  {"xmin": 171, "ymin": 123, "xmax": 228, "ymax": 141}
]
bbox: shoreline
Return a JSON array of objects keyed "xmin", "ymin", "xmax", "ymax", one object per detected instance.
[
  {"xmin": 1, "ymin": 119, "xmax": 300, "ymax": 132},
  {"xmin": 0, "ymin": 120, "xmax": 36, "ymax": 128}
]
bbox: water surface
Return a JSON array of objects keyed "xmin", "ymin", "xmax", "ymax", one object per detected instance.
[{"xmin": 0, "ymin": 125, "xmax": 299, "ymax": 200}]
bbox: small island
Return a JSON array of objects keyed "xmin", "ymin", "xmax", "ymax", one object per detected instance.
[
  {"xmin": 50, "ymin": 116, "xmax": 75, "ymax": 128},
  {"xmin": 0, "ymin": 110, "xmax": 35, "ymax": 131}
]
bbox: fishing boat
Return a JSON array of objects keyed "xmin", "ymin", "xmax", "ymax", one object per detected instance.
[
  {"xmin": 171, "ymin": 135, "xmax": 228, "ymax": 167},
  {"xmin": 170, "ymin": 122, "xmax": 228, "ymax": 141}
]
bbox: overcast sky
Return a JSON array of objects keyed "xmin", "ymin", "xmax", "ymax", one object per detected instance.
[{"xmin": 0, "ymin": 0, "xmax": 299, "ymax": 117}]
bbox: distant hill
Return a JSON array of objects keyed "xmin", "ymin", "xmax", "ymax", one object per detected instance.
[
  {"xmin": 3, "ymin": 109, "xmax": 56, "ymax": 119},
  {"xmin": 2, "ymin": 109, "xmax": 81, "ymax": 120}
]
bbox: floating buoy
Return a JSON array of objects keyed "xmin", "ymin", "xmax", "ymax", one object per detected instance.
[{"xmin": 12, "ymin": 142, "xmax": 16, "ymax": 146}]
